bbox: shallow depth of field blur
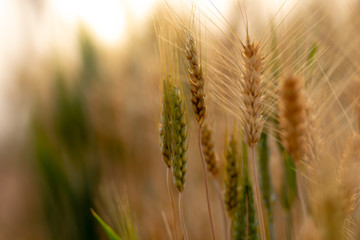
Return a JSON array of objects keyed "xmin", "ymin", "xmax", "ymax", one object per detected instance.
[{"xmin": 1, "ymin": 0, "xmax": 360, "ymax": 239}]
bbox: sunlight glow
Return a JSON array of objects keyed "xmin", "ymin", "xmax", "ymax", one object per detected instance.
[
  {"xmin": 50, "ymin": 0, "xmax": 287, "ymax": 45},
  {"xmin": 52, "ymin": 0, "xmax": 128, "ymax": 44}
]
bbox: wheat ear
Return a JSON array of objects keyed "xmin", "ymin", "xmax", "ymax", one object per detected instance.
[
  {"xmin": 241, "ymin": 35, "xmax": 266, "ymax": 240},
  {"xmin": 170, "ymin": 86, "xmax": 187, "ymax": 192},
  {"xmin": 241, "ymin": 36, "xmax": 264, "ymax": 148},
  {"xmin": 186, "ymin": 32, "xmax": 206, "ymax": 125},
  {"xmin": 160, "ymin": 77, "xmax": 178, "ymax": 240},
  {"xmin": 186, "ymin": 31, "xmax": 216, "ymax": 240},
  {"xmin": 279, "ymin": 75, "xmax": 306, "ymax": 163},
  {"xmin": 170, "ymin": 85, "xmax": 189, "ymax": 240},
  {"xmin": 160, "ymin": 78, "xmax": 172, "ymax": 168},
  {"xmin": 224, "ymin": 134, "xmax": 239, "ymax": 217},
  {"xmin": 201, "ymin": 123, "xmax": 219, "ymax": 176}
]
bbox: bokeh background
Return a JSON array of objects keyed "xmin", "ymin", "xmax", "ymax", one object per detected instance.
[{"xmin": 0, "ymin": 0, "xmax": 359, "ymax": 239}]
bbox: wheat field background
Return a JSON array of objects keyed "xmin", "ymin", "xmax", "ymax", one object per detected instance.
[{"xmin": 0, "ymin": 0, "xmax": 359, "ymax": 239}]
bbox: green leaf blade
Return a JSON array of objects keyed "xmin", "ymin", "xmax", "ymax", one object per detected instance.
[{"xmin": 91, "ymin": 209, "xmax": 122, "ymax": 240}]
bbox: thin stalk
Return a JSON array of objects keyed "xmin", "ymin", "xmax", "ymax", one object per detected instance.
[
  {"xmin": 295, "ymin": 163, "xmax": 307, "ymax": 219},
  {"xmin": 213, "ymin": 178, "xmax": 227, "ymax": 240},
  {"xmin": 179, "ymin": 193, "xmax": 189, "ymax": 240},
  {"xmin": 228, "ymin": 219, "xmax": 232, "ymax": 240},
  {"xmin": 286, "ymin": 211, "xmax": 293, "ymax": 240},
  {"xmin": 246, "ymin": 195, "xmax": 249, "ymax": 240},
  {"xmin": 161, "ymin": 211, "xmax": 173, "ymax": 240},
  {"xmin": 167, "ymin": 168, "xmax": 178, "ymax": 240},
  {"xmin": 199, "ymin": 125, "xmax": 216, "ymax": 240},
  {"xmin": 250, "ymin": 146, "xmax": 266, "ymax": 240}
]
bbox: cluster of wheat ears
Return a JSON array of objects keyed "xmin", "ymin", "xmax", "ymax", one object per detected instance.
[{"xmin": 155, "ymin": 1, "xmax": 360, "ymax": 240}]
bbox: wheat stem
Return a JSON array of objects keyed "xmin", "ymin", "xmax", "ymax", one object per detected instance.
[
  {"xmin": 250, "ymin": 146, "xmax": 266, "ymax": 240},
  {"xmin": 228, "ymin": 219, "xmax": 232, "ymax": 240},
  {"xmin": 167, "ymin": 168, "xmax": 178, "ymax": 240},
  {"xmin": 161, "ymin": 211, "xmax": 174, "ymax": 240},
  {"xmin": 213, "ymin": 178, "xmax": 227, "ymax": 240},
  {"xmin": 199, "ymin": 125, "xmax": 216, "ymax": 240},
  {"xmin": 178, "ymin": 193, "xmax": 188, "ymax": 240},
  {"xmin": 295, "ymin": 163, "xmax": 308, "ymax": 219}
]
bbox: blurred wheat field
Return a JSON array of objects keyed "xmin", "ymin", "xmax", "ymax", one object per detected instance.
[{"xmin": 0, "ymin": 0, "xmax": 360, "ymax": 239}]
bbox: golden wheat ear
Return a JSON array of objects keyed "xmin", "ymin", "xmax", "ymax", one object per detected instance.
[
  {"xmin": 185, "ymin": 32, "xmax": 206, "ymax": 125},
  {"xmin": 279, "ymin": 74, "xmax": 307, "ymax": 162},
  {"xmin": 201, "ymin": 123, "xmax": 219, "ymax": 177},
  {"xmin": 241, "ymin": 33, "xmax": 267, "ymax": 240},
  {"xmin": 241, "ymin": 36, "xmax": 265, "ymax": 148}
]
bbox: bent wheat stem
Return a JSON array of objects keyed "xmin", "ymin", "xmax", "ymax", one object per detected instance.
[
  {"xmin": 179, "ymin": 193, "xmax": 188, "ymax": 240},
  {"xmin": 296, "ymin": 163, "xmax": 308, "ymax": 219},
  {"xmin": 250, "ymin": 146, "xmax": 266, "ymax": 240},
  {"xmin": 199, "ymin": 125, "xmax": 216, "ymax": 240},
  {"xmin": 213, "ymin": 178, "xmax": 227, "ymax": 240},
  {"xmin": 167, "ymin": 168, "xmax": 178, "ymax": 240},
  {"xmin": 162, "ymin": 211, "xmax": 173, "ymax": 240}
]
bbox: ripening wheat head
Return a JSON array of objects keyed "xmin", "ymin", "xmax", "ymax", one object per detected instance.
[
  {"xmin": 241, "ymin": 35, "xmax": 265, "ymax": 147},
  {"xmin": 279, "ymin": 75, "xmax": 306, "ymax": 162},
  {"xmin": 201, "ymin": 123, "xmax": 219, "ymax": 176},
  {"xmin": 185, "ymin": 32, "xmax": 206, "ymax": 125}
]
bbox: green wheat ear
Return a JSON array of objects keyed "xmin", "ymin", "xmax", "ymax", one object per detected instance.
[
  {"xmin": 159, "ymin": 76, "xmax": 172, "ymax": 168},
  {"xmin": 224, "ymin": 133, "xmax": 239, "ymax": 218},
  {"xmin": 170, "ymin": 85, "xmax": 188, "ymax": 192},
  {"xmin": 159, "ymin": 73, "xmax": 188, "ymax": 192}
]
